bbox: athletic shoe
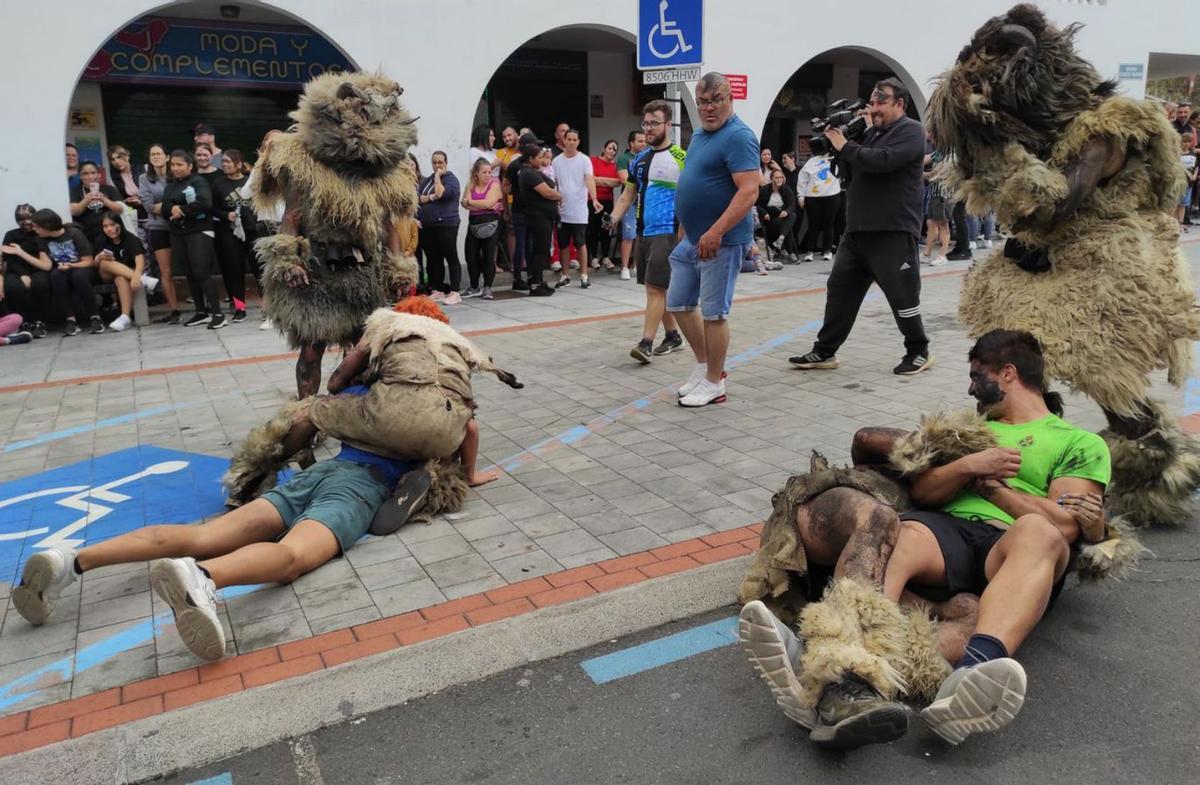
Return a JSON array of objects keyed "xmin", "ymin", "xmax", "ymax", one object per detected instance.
[
  {"xmin": 550, "ymin": 261, "xmax": 562, "ymax": 272},
  {"xmin": 443, "ymin": 291, "xmax": 463, "ymax": 305},
  {"xmin": 481, "ymin": 287, "xmax": 494, "ymax": 300},
  {"xmin": 803, "ymin": 253, "xmax": 814, "ymax": 262},
  {"xmin": 620, "ymin": 268, "xmax": 631, "ymax": 280},
  {"xmin": 653, "ymin": 333, "xmax": 684, "ymax": 356},
  {"xmin": 677, "ymin": 366, "xmax": 727, "ymax": 398},
  {"xmin": 772, "ymin": 236, "xmax": 785, "ymax": 250},
  {"xmin": 108, "ymin": 314, "xmax": 132, "ymax": 332},
  {"xmin": 157, "ymin": 310, "xmax": 182, "ymax": 325},
  {"xmin": 183, "ymin": 312, "xmax": 211, "ymax": 327},
  {"xmin": 231, "ymin": 309, "xmax": 247, "ymax": 323},
  {"xmin": 259, "ymin": 317, "xmax": 274, "ymax": 331},
  {"xmin": 679, "ymin": 378, "xmax": 726, "ymax": 407},
  {"xmin": 63, "ymin": 318, "xmax": 80, "ymax": 337},
  {"xmin": 602, "ymin": 258, "xmax": 616, "ymax": 271},
  {"xmin": 766, "ymin": 260, "xmax": 785, "ymax": 271},
  {"xmin": 630, "ymin": 339, "xmax": 654, "ymax": 364},
  {"xmin": 929, "ymin": 255, "xmax": 948, "ymax": 266},
  {"xmin": 368, "ymin": 469, "xmax": 431, "ymax": 536},
  {"xmin": 968, "ymin": 240, "xmax": 977, "ymax": 250},
  {"xmin": 555, "ymin": 275, "xmax": 571, "ymax": 289},
  {"xmin": 589, "ymin": 259, "xmax": 600, "ymax": 269},
  {"xmin": 32, "ymin": 321, "xmax": 48, "ymax": 339},
  {"xmin": 580, "ymin": 278, "xmax": 591, "ymax": 289},
  {"xmin": 569, "ymin": 259, "xmax": 580, "ymax": 270},
  {"xmin": 789, "ymin": 351, "xmax": 839, "ymax": 370},
  {"xmin": 980, "ymin": 239, "xmax": 994, "ymax": 249},
  {"xmin": 529, "ymin": 285, "xmax": 555, "ymax": 297},
  {"xmin": 89, "ymin": 316, "xmax": 105, "ymax": 334},
  {"xmin": 463, "ymin": 287, "xmax": 481, "ymax": 298},
  {"xmin": 149, "ymin": 557, "xmax": 226, "ymax": 661},
  {"xmin": 894, "ymin": 354, "xmax": 933, "ymax": 375},
  {"xmin": 5, "ymin": 331, "xmax": 33, "ymax": 345},
  {"xmin": 809, "ymin": 673, "xmax": 910, "ymax": 750},
  {"xmin": 140, "ymin": 274, "xmax": 160, "ymax": 292},
  {"xmin": 921, "ymin": 659, "xmax": 1027, "ymax": 745},
  {"xmin": 946, "ymin": 250, "xmax": 973, "ymax": 261},
  {"xmin": 755, "ymin": 259, "xmax": 769, "ymax": 275},
  {"xmin": 207, "ymin": 314, "xmax": 227, "ymax": 330},
  {"xmin": 12, "ymin": 545, "xmax": 79, "ymax": 626},
  {"xmin": 429, "ymin": 291, "xmax": 446, "ymax": 303},
  {"xmin": 738, "ymin": 600, "xmax": 815, "ymax": 729},
  {"xmin": 512, "ymin": 279, "xmax": 531, "ymax": 291},
  {"xmin": 822, "ymin": 251, "xmax": 833, "ymax": 261}
]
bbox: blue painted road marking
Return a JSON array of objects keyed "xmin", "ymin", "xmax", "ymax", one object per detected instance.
[
  {"xmin": 186, "ymin": 774, "xmax": 233, "ymax": 785},
  {"xmin": 581, "ymin": 617, "xmax": 739, "ymax": 684}
]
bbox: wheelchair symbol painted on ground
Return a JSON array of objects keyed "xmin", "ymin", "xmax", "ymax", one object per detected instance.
[
  {"xmin": 647, "ymin": 0, "xmax": 695, "ymax": 59},
  {"xmin": 0, "ymin": 446, "xmax": 229, "ymax": 586}
]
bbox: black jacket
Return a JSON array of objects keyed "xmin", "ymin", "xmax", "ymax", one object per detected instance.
[
  {"xmin": 838, "ymin": 115, "xmax": 926, "ymax": 237},
  {"xmin": 161, "ymin": 174, "xmax": 214, "ymax": 235},
  {"xmin": 756, "ymin": 184, "xmax": 798, "ymax": 217}
]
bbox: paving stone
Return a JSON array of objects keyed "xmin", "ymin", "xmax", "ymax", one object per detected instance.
[
  {"xmin": 488, "ymin": 550, "xmax": 563, "ymax": 582},
  {"xmin": 511, "ymin": 512, "xmax": 582, "ymax": 539},
  {"xmin": 634, "ymin": 507, "xmax": 704, "ymax": 535},
  {"xmin": 296, "ymin": 578, "xmax": 375, "ymax": 622},
  {"xmin": 598, "ymin": 527, "xmax": 669, "ymax": 556},
  {"xmin": 471, "ymin": 531, "xmax": 539, "ymax": 562},
  {"xmin": 423, "ymin": 554, "xmax": 498, "ymax": 589},
  {"xmin": 550, "ymin": 493, "xmax": 617, "ymax": 518},
  {"xmin": 440, "ymin": 574, "xmax": 509, "ymax": 601},
  {"xmin": 353, "ymin": 556, "xmax": 429, "ymax": 592},
  {"xmin": 231, "ymin": 608, "xmax": 313, "ymax": 653},
  {"xmin": 290, "ymin": 557, "xmax": 359, "ymax": 593},
  {"xmin": 609, "ymin": 491, "xmax": 675, "ymax": 516},
  {"xmin": 494, "ymin": 496, "xmax": 559, "ymax": 522},
  {"xmin": 224, "ymin": 585, "xmax": 301, "ymax": 625},
  {"xmin": 76, "ymin": 591, "xmax": 153, "ymax": 633},
  {"xmin": 371, "ymin": 578, "xmax": 447, "ymax": 617},
  {"xmin": 71, "ymin": 644, "xmax": 157, "ymax": 698},
  {"xmin": 78, "ymin": 567, "xmax": 150, "ymax": 606},
  {"xmin": 575, "ymin": 510, "xmax": 642, "ymax": 537},
  {"xmin": 408, "ymin": 533, "xmax": 475, "ymax": 565},
  {"xmin": 452, "ymin": 514, "xmax": 519, "ymax": 542},
  {"xmin": 0, "ymin": 613, "xmax": 78, "ymax": 667},
  {"xmin": 535, "ymin": 529, "xmax": 606, "ymax": 560},
  {"xmin": 556, "ymin": 547, "xmax": 621, "ymax": 569},
  {"xmin": 344, "ymin": 535, "xmax": 412, "ymax": 568},
  {"xmin": 308, "ymin": 604, "xmax": 382, "ymax": 635}
]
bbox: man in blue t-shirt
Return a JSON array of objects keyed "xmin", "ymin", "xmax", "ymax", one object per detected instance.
[{"xmin": 669, "ymin": 73, "xmax": 761, "ymax": 408}]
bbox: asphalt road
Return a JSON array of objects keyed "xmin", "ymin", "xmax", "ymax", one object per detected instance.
[{"xmin": 161, "ymin": 522, "xmax": 1199, "ymax": 785}]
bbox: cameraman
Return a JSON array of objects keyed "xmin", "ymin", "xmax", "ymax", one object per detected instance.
[{"xmin": 790, "ymin": 78, "xmax": 933, "ymax": 376}]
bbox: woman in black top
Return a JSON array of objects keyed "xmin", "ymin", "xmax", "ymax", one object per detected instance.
[
  {"xmin": 95, "ymin": 211, "xmax": 146, "ymax": 331},
  {"xmin": 211, "ymin": 149, "xmax": 256, "ymax": 322},
  {"xmin": 69, "ymin": 161, "xmax": 123, "ymax": 247},
  {"xmin": 517, "ymin": 145, "xmax": 562, "ymax": 296},
  {"xmin": 756, "ymin": 169, "xmax": 800, "ymax": 261},
  {"xmin": 162, "ymin": 150, "xmax": 224, "ymax": 330},
  {"xmin": 0, "ymin": 204, "xmax": 51, "ymax": 335}
]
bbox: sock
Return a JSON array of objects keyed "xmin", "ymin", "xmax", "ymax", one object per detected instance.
[
  {"xmin": 197, "ymin": 564, "xmax": 213, "ymax": 580},
  {"xmin": 72, "ymin": 557, "xmax": 83, "ymax": 575},
  {"xmin": 665, "ymin": 330, "xmax": 680, "ymax": 340},
  {"xmin": 957, "ymin": 633, "xmax": 1009, "ymax": 670}
]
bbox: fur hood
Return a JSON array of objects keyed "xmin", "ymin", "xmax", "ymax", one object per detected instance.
[
  {"xmin": 290, "ymin": 71, "xmax": 418, "ymax": 171},
  {"xmin": 889, "ymin": 410, "xmax": 997, "ymax": 477}
]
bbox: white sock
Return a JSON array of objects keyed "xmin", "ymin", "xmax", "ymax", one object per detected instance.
[{"xmin": 695, "ymin": 362, "xmax": 707, "ymax": 374}]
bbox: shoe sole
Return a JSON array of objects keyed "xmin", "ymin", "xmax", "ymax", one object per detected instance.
[
  {"xmin": 920, "ymin": 659, "xmax": 1026, "ymax": 745},
  {"xmin": 208, "ymin": 321, "xmax": 227, "ymax": 330},
  {"xmin": 678, "ymin": 393, "xmax": 726, "ymax": 408},
  {"xmin": 809, "ymin": 704, "xmax": 910, "ymax": 750},
  {"xmin": 11, "ymin": 553, "xmax": 59, "ymax": 626},
  {"xmin": 677, "ymin": 371, "xmax": 728, "ymax": 398},
  {"xmin": 149, "ymin": 560, "xmax": 226, "ymax": 661},
  {"xmin": 895, "ymin": 357, "xmax": 935, "ymax": 376},
  {"xmin": 369, "ymin": 470, "xmax": 432, "ymax": 536},
  {"xmin": 790, "ymin": 359, "xmax": 839, "ymax": 370},
  {"xmin": 738, "ymin": 602, "xmax": 814, "ymax": 729},
  {"xmin": 630, "ymin": 348, "xmax": 652, "ymax": 365}
]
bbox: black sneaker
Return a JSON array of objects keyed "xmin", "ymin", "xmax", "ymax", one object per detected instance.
[
  {"xmin": 789, "ymin": 351, "xmax": 839, "ymax": 370},
  {"xmin": 512, "ymin": 279, "xmax": 531, "ymax": 291},
  {"xmin": 580, "ymin": 278, "xmax": 591, "ymax": 289},
  {"xmin": 184, "ymin": 312, "xmax": 212, "ymax": 327},
  {"xmin": 893, "ymin": 353, "xmax": 933, "ymax": 375},
  {"xmin": 368, "ymin": 469, "xmax": 432, "ymax": 535},
  {"xmin": 946, "ymin": 250, "xmax": 973, "ymax": 261},
  {"xmin": 156, "ymin": 310, "xmax": 182, "ymax": 325},
  {"xmin": 63, "ymin": 319, "xmax": 80, "ymax": 337},
  {"xmin": 207, "ymin": 314, "xmax": 227, "ymax": 330},
  {"xmin": 529, "ymin": 285, "xmax": 555, "ymax": 297},
  {"xmin": 630, "ymin": 340, "xmax": 653, "ymax": 364},
  {"xmin": 5, "ymin": 331, "xmax": 32, "ymax": 346},
  {"xmin": 554, "ymin": 275, "xmax": 571, "ymax": 289},
  {"xmin": 231, "ymin": 309, "xmax": 247, "ymax": 323},
  {"xmin": 652, "ymin": 333, "xmax": 684, "ymax": 356},
  {"xmin": 808, "ymin": 673, "xmax": 910, "ymax": 751},
  {"xmin": 89, "ymin": 316, "xmax": 105, "ymax": 335},
  {"xmin": 31, "ymin": 321, "xmax": 48, "ymax": 339}
]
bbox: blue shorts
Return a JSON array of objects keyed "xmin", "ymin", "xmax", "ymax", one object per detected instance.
[
  {"xmin": 1180, "ymin": 186, "xmax": 1194, "ymax": 207},
  {"xmin": 666, "ymin": 237, "xmax": 748, "ymax": 321},
  {"xmin": 261, "ymin": 460, "xmax": 391, "ymax": 553},
  {"xmin": 621, "ymin": 209, "xmax": 637, "ymax": 241}
]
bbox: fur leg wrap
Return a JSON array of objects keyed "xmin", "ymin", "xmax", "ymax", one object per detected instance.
[
  {"xmin": 1074, "ymin": 515, "xmax": 1149, "ymax": 581},
  {"xmin": 1101, "ymin": 406, "xmax": 1200, "ymax": 527},
  {"xmin": 419, "ymin": 458, "xmax": 469, "ymax": 517},
  {"xmin": 222, "ymin": 398, "xmax": 314, "ymax": 503},
  {"xmin": 897, "ymin": 605, "xmax": 952, "ymax": 702},
  {"xmin": 796, "ymin": 578, "xmax": 910, "ymax": 707}
]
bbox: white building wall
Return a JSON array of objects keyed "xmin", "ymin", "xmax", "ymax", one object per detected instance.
[
  {"xmin": 0, "ymin": 0, "xmax": 1184, "ymax": 226},
  {"xmin": 586, "ymin": 50, "xmax": 645, "ymax": 153}
]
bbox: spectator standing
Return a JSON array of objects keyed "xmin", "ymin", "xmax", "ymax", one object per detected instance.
[
  {"xmin": 780, "ymin": 152, "xmax": 800, "ymax": 192},
  {"xmin": 95, "ymin": 211, "xmax": 149, "ymax": 331},
  {"xmin": 162, "ymin": 150, "xmax": 224, "ymax": 329},
  {"xmin": 66, "ymin": 143, "xmax": 80, "ymax": 189},
  {"xmin": 610, "ymin": 99, "xmax": 686, "ymax": 363},
  {"xmin": 1172, "ymin": 102, "xmax": 1192, "ymax": 133},
  {"xmin": 552, "ymin": 122, "xmax": 570, "ymax": 156},
  {"xmin": 589, "ymin": 139, "xmax": 621, "ymax": 271},
  {"xmin": 140, "ymin": 143, "xmax": 181, "ymax": 323},
  {"xmin": 790, "ymin": 78, "xmax": 932, "ymax": 375},
  {"xmin": 757, "ymin": 169, "xmax": 799, "ymax": 261},
  {"xmin": 107, "ymin": 146, "xmax": 146, "ymax": 220},
  {"xmin": 796, "ymin": 144, "xmax": 841, "ymax": 261},
  {"xmin": 243, "ymin": 130, "xmax": 285, "ymax": 329},
  {"xmin": 615, "ymin": 130, "xmax": 647, "ymax": 279},
  {"xmin": 504, "ymin": 133, "xmax": 541, "ymax": 292},
  {"xmin": 193, "ymin": 123, "xmax": 224, "ymax": 170},
  {"xmin": 517, "ymin": 141, "xmax": 562, "ymax": 297},
  {"xmin": 1178, "ymin": 129, "xmax": 1197, "ymax": 230},
  {"xmin": 461, "ymin": 157, "xmax": 503, "ymax": 299},
  {"xmin": 212, "ymin": 149, "xmax": 256, "ymax": 321},
  {"xmin": 670, "ymin": 73, "xmax": 761, "ymax": 407},
  {"xmin": 923, "ymin": 148, "xmax": 952, "ymax": 264},
  {"xmin": 31, "ymin": 208, "xmax": 102, "ymax": 335},
  {"xmin": 417, "ymin": 151, "xmax": 463, "ymax": 304},
  {"xmin": 1, "ymin": 204, "xmax": 51, "ymax": 336},
  {"xmin": 495, "ymin": 127, "xmax": 521, "ymax": 273},
  {"xmin": 69, "ymin": 161, "xmax": 123, "ymax": 247},
  {"xmin": 550, "ymin": 129, "xmax": 602, "ymax": 289},
  {"xmin": 468, "ymin": 125, "xmax": 497, "ymax": 170},
  {"xmin": 194, "ymin": 144, "xmax": 219, "ymax": 182}
]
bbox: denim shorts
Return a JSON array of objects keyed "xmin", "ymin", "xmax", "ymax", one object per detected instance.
[
  {"xmin": 261, "ymin": 460, "xmax": 391, "ymax": 553},
  {"xmin": 1180, "ymin": 185, "xmax": 1194, "ymax": 207},
  {"xmin": 621, "ymin": 209, "xmax": 637, "ymax": 241},
  {"xmin": 666, "ymin": 237, "xmax": 748, "ymax": 320}
]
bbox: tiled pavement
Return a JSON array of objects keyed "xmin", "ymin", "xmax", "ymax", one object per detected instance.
[{"xmin": 0, "ymin": 247, "xmax": 1195, "ymax": 733}]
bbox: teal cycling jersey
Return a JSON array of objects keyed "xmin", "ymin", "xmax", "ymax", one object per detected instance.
[{"xmin": 629, "ymin": 143, "xmax": 686, "ymax": 237}]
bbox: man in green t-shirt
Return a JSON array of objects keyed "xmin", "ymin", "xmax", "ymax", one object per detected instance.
[{"xmin": 883, "ymin": 329, "xmax": 1109, "ymax": 744}]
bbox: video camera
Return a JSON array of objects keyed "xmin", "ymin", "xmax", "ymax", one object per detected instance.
[{"xmin": 809, "ymin": 98, "xmax": 869, "ymax": 158}]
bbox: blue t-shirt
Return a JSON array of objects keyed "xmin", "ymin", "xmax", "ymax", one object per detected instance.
[
  {"xmin": 675, "ymin": 114, "xmax": 760, "ymax": 245},
  {"xmin": 630, "ymin": 143, "xmax": 686, "ymax": 237}
]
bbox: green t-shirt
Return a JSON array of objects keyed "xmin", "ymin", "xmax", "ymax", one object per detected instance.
[
  {"xmin": 942, "ymin": 414, "xmax": 1111, "ymax": 525},
  {"xmin": 617, "ymin": 150, "xmax": 634, "ymax": 184}
]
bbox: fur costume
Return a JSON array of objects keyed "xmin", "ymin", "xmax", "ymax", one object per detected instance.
[
  {"xmin": 251, "ymin": 71, "xmax": 419, "ymax": 349},
  {"xmin": 928, "ymin": 4, "xmax": 1200, "ymax": 526}
]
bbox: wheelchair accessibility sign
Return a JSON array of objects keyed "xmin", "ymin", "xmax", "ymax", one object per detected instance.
[
  {"xmin": 638, "ymin": 0, "xmax": 703, "ymax": 71},
  {"xmin": 0, "ymin": 446, "xmax": 229, "ymax": 587}
]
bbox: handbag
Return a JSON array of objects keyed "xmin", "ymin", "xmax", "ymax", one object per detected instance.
[
  {"xmin": 120, "ymin": 204, "xmax": 139, "ymax": 235},
  {"xmin": 468, "ymin": 214, "xmax": 499, "ymax": 239}
]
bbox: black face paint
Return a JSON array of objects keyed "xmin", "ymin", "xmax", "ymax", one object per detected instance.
[{"xmin": 970, "ymin": 369, "xmax": 1005, "ymax": 414}]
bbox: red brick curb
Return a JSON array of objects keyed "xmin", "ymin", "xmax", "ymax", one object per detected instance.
[{"xmin": 0, "ymin": 523, "xmax": 763, "ymax": 758}]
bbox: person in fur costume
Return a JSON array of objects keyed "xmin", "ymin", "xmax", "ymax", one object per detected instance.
[
  {"xmin": 926, "ymin": 3, "xmax": 1200, "ymax": 527},
  {"xmin": 737, "ymin": 330, "xmax": 1141, "ymax": 750},
  {"xmin": 251, "ymin": 70, "xmax": 420, "ymax": 399}
]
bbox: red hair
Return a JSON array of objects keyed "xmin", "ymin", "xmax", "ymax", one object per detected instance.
[{"xmin": 393, "ymin": 295, "xmax": 449, "ymax": 324}]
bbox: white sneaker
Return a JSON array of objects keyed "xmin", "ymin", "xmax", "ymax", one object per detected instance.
[
  {"xmin": 108, "ymin": 314, "xmax": 132, "ymax": 332},
  {"xmin": 803, "ymin": 253, "xmax": 813, "ymax": 262},
  {"xmin": 550, "ymin": 261, "xmax": 562, "ymax": 272},
  {"xmin": 739, "ymin": 601, "xmax": 815, "ymax": 729},
  {"xmin": 149, "ymin": 557, "xmax": 226, "ymax": 661},
  {"xmin": 822, "ymin": 251, "xmax": 833, "ymax": 261},
  {"xmin": 12, "ymin": 546, "xmax": 78, "ymax": 625},
  {"xmin": 679, "ymin": 377, "xmax": 726, "ymax": 407},
  {"xmin": 569, "ymin": 258, "xmax": 580, "ymax": 270},
  {"xmin": 930, "ymin": 255, "xmax": 948, "ymax": 266},
  {"xmin": 677, "ymin": 364, "xmax": 708, "ymax": 398},
  {"xmin": 260, "ymin": 317, "xmax": 273, "ymax": 331},
  {"xmin": 921, "ymin": 659, "xmax": 1027, "ymax": 745},
  {"xmin": 140, "ymin": 274, "xmax": 159, "ymax": 292},
  {"xmin": 620, "ymin": 268, "xmax": 631, "ymax": 280},
  {"xmin": 968, "ymin": 240, "xmax": 977, "ymax": 251},
  {"xmin": 980, "ymin": 239, "xmax": 994, "ymax": 249}
]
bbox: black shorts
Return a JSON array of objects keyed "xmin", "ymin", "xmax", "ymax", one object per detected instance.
[
  {"xmin": 635, "ymin": 234, "xmax": 674, "ymax": 289},
  {"xmin": 900, "ymin": 510, "xmax": 1005, "ymax": 597},
  {"xmin": 148, "ymin": 229, "xmax": 171, "ymax": 252},
  {"xmin": 556, "ymin": 222, "xmax": 587, "ymax": 249}
]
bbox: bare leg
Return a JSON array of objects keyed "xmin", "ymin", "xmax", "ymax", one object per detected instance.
[
  {"xmin": 923, "ymin": 220, "xmax": 936, "ymax": 257},
  {"xmin": 75, "ymin": 499, "xmax": 285, "ymax": 573},
  {"xmin": 100, "ymin": 259, "xmax": 136, "ymax": 316},
  {"xmin": 702, "ymin": 319, "xmax": 730, "ymax": 384},
  {"xmin": 459, "ymin": 418, "xmax": 498, "ymax": 487},
  {"xmin": 621, "ymin": 238, "xmax": 633, "ymax": 271},
  {"xmin": 882, "ymin": 521, "xmax": 947, "ymax": 602},
  {"xmin": 976, "ymin": 514, "xmax": 1069, "ymax": 653},
  {"xmin": 577, "ymin": 236, "xmax": 589, "ymax": 282},
  {"xmin": 642, "ymin": 284, "xmax": 670, "ymax": 342},
  {"xmin": 937, "ymin": 221, "xmax": 951, "ymax": 256},
  {"xmin": 296, "ymin": 341, "xmax": 327, "ymax": 399},
  {"xmin": 850, "ymin": 427, "xmax": 910, "ymax": 468},
  {"xmin": 155, "ymin": 246, "xmax": 179, "ymax": 310},
  {"xmin": 902, "ymin": 590, "xmax": 979, "ymax": 665},
  {"xmin": 673, "ymin": 308, "xmax": 707, "ymax": 364},
  {"xmin": 200, "ymin": 519, "xmax": 339, "ymax": 589},
  {"xmin": 795, "ymin": 487, "xmax": 899, "ymax": 586}
]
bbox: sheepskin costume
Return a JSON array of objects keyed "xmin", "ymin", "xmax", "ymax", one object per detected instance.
[
  {"xmin": 251, "ymin": 71, "xmax": 419, "ymax": 349},
  {"xmin": 929, "ymin": 4, "xmax": 1200, "ymax": 526}
]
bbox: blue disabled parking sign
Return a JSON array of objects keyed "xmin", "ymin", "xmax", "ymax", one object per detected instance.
[
  {"xmin": 638, "ymin": 0, "xmax": 703, "ymax": 70},
  {"xmin": 0, "ymin": 446, "xmax": 229, "ymax": 587}
]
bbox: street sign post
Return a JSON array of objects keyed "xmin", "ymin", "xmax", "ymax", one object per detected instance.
[{"xmin": 637, "ymin": 0, "xmax": 703, "ymax": 71}]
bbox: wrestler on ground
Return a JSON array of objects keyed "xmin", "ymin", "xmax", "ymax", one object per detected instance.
[{"xmin": 737, "ymin": 329, "xmax": 1117, "ymax": 750}]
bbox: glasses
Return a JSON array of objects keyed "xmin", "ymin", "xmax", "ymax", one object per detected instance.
[
  {"xmin": 641, "ymin": 120, "xmax": 665, "ymax": 129},
  {"xmin": 696, "ymin": 94, "xmax": 728, "ymax": 109}
]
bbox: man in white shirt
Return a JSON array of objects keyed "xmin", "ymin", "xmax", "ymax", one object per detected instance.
[{"xmin": 551, "ymin": 129, "xmax": 602, "ymax": 289}]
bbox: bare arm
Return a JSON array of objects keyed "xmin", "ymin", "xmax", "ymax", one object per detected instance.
[
  {"xmin": 533, "ymin": 182, "xmax": 562, "ymax": 201},
  {"xmin": 909, "ymin": 447, "xmax": 1022, "ymax": 507},
  {"xmin": 327, "ymin": 341, "xmax": 371, "ymax": 394},
  {"xmin": 610, "ymin": 182, "xmax": 636, "ymax": 222},
  {"xmin": 975, "ymin": 476, "xmax": 1102, "ymax": 543},
  {"xmin": 698, "ymin": 169, "xmax": 760, "ymax": 256}
]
